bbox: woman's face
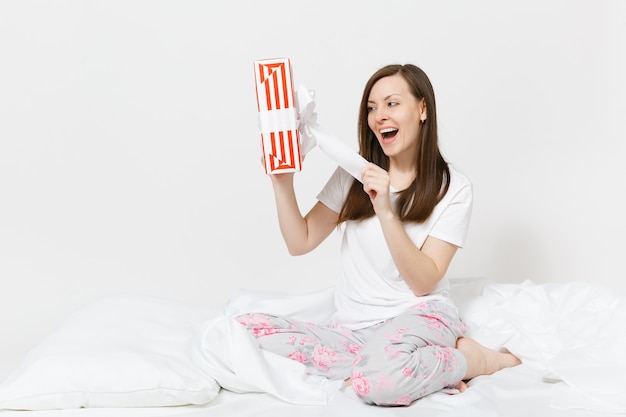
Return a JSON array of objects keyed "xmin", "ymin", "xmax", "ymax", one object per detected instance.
[{"xmin": 366, "ymin": 74, "xmax": 426, "ymax": 161}]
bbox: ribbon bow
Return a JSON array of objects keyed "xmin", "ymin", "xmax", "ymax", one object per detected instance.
[
  {"xmin": 295, "ymin": 85, "xmax": 318, "ymax": 156},
  {"xmin": 295, "ymin": 85, "xmax": 368, "ymax": 182}
]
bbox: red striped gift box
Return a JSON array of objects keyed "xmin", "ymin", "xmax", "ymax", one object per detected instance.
[{"xmin": 254, "ymin": 57, "xmax": 302, "ymax": 174}]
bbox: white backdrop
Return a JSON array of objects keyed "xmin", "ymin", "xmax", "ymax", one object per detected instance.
[{"xmin": 1, "ymin": 0, "xmax": 625, "ymax": 381}]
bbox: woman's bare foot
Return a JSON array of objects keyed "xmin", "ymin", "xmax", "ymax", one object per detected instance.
[
  {"xmin": 454, "ymin": 380, "xmax": 468, "ymax": 392},
  {"xmin": 456, "ymin": 337, "xmax": 521, "ymax": 381}
]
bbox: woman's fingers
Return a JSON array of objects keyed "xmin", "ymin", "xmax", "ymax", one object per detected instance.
[{"xmin": 361, "ymin": 163, "xmax": 389, "ymax": 195}]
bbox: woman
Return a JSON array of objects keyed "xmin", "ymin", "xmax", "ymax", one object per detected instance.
[{"xmin": 237, "ymin": 64, "xmax": 520, "ymax": 405}]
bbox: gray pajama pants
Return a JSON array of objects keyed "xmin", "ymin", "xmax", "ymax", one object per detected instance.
[{"xmin": 236, "ymin": 300, "xmax": 467, "ymax": 406}]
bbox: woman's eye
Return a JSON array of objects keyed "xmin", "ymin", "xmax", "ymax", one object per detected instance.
[
  {"xmin": 388, "ymin": 101, "xmax": 398, "ymax": 107},
  {"xmin": 367, "ymin": 106, "xmax": 375, "ymax": 112}
]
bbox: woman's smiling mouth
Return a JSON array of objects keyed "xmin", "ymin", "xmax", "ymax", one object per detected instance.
[{"xmin": 380, "ymin": 127, "xmax": 399, "ymax": 143}]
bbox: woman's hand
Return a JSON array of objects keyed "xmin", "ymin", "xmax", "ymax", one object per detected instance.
[
  {"xmin": 258, "ymin": 154, "xmax": 293, "ymax": 187},
  {"xmin": 269, "ymin": 171, "xmax": 295, "ymax": 187},
  {"xmin": 361, "ymin": 163, "xmax": 393, "ymax": 217},
  {"xmin": 262, "ymin": 155, "xmax": 302, "ymax": 188}
]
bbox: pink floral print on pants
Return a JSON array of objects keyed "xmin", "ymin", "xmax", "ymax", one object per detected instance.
[{"xmin": 236, "ymin": 300, "xmax": 467, "ymax": 406}]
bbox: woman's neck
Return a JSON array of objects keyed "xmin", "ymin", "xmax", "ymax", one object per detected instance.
[{"xmin": 388, "ymin": 161, "xmax": 416, "ymax": 191}]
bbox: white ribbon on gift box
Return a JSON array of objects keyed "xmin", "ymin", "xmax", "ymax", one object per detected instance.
[{"xmin": 295, "ymin": 85, "xmax": 369, "ymax": 183}]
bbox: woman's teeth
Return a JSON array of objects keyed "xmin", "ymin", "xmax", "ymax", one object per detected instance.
[{"xmin": 381, "ymin": 128, "xmax": 398, "ymax": 140}]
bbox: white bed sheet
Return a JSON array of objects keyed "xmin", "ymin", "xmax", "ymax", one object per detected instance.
[
  {"xmin": 0, "ymin": 367, "xmax": 606, "ymax": 417},
  {"xmin": 1, "ymin": 278, "xmax": 624, "ymax": 417}
]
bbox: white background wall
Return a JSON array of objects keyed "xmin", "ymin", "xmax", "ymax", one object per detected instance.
[{"xmin": 1, "ymin": 0, "xmax": 624, "ymax": 381}]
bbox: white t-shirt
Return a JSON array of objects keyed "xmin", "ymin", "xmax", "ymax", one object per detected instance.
[{"xmin": 316, "ymin": 164, "xmax": 473, "ymax": 330}]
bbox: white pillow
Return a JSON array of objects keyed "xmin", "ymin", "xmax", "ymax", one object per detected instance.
[{"xmin": 0, "ymin": 294, "xmax": 221, "ymax": 410}]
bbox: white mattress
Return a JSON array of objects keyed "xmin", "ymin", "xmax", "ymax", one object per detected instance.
[{"xmin": 1, "ymin": 278, "xmax": 624, "ymax": 417}]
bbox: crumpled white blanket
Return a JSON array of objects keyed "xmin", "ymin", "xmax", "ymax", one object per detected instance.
[
  {"xmin": 191, "ymin": 279, "xmax": 626, "ymax": 413},
  {"xmin": 455, "ymin": 279, "xmax": 626, "ymax": 414},
  {"xmin": 191, "ymin": 287, "xmax": 343, "ymax": 405}
]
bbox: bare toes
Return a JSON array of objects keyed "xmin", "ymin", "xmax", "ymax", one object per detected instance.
[{"xmin": 455, "ymin": 380, "xmax": 468, "ymax": 393}]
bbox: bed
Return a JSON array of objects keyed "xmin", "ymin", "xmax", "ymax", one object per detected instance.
[{"xmin": 1, "ymin": 277, "xmax": 624, "ymax": 417}]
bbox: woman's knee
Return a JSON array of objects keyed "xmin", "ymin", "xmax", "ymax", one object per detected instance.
[
  {"xmin": 349, "ymin": 345, "xmax": 463, "ymax": 405},
  {"xmin": 349, "ymin": 368, "xmax": 419, "ymax": 406},
  {"xmin": 349, "ymin": 356, "xmax": 420, "ymax": 406}
]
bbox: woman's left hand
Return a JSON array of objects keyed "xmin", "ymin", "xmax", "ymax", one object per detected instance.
[{"xmin": 361, "ymin": 163, "xmax": 393, "ymax": 217}]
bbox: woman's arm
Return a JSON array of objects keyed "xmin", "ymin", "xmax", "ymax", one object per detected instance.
[
  {"xmin": 270, "ymin": 173, "xmax": 339, "ymax": 256},
  {"xmin": 381, "ymin": 222, "xmax": 458, "ymax": 296},
  {"xmin": 361, "ymin": 163, "xmax": 457, "ymax": 296}
]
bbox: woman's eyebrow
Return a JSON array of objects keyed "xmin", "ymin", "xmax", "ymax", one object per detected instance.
[{"xmin": 368, "ymin": 94, "xmax": 400, "ymax": 103}]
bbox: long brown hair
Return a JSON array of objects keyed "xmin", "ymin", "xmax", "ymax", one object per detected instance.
[{"xmin": 337, "ymin": 64, "xmax": 450, "ymax": 224}]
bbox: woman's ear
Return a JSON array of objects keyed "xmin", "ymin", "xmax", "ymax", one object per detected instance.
[{"xmin": 420, "ymin": 99, "xmax": 427, "ymax": 123}]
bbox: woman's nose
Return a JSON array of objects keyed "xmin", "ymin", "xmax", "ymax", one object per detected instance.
[{"xmin": 374, "ymin": 107, "xmax": 388, "ymax": 122}]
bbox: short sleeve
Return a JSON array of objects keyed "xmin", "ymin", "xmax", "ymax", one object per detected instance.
[
  {"xmin": 428, "ymin": 174, "xmax": 473, "ymax": 248},
  {"xmin": 316, "ymin": 167, "xmax": 353, "ymax": 213}
]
